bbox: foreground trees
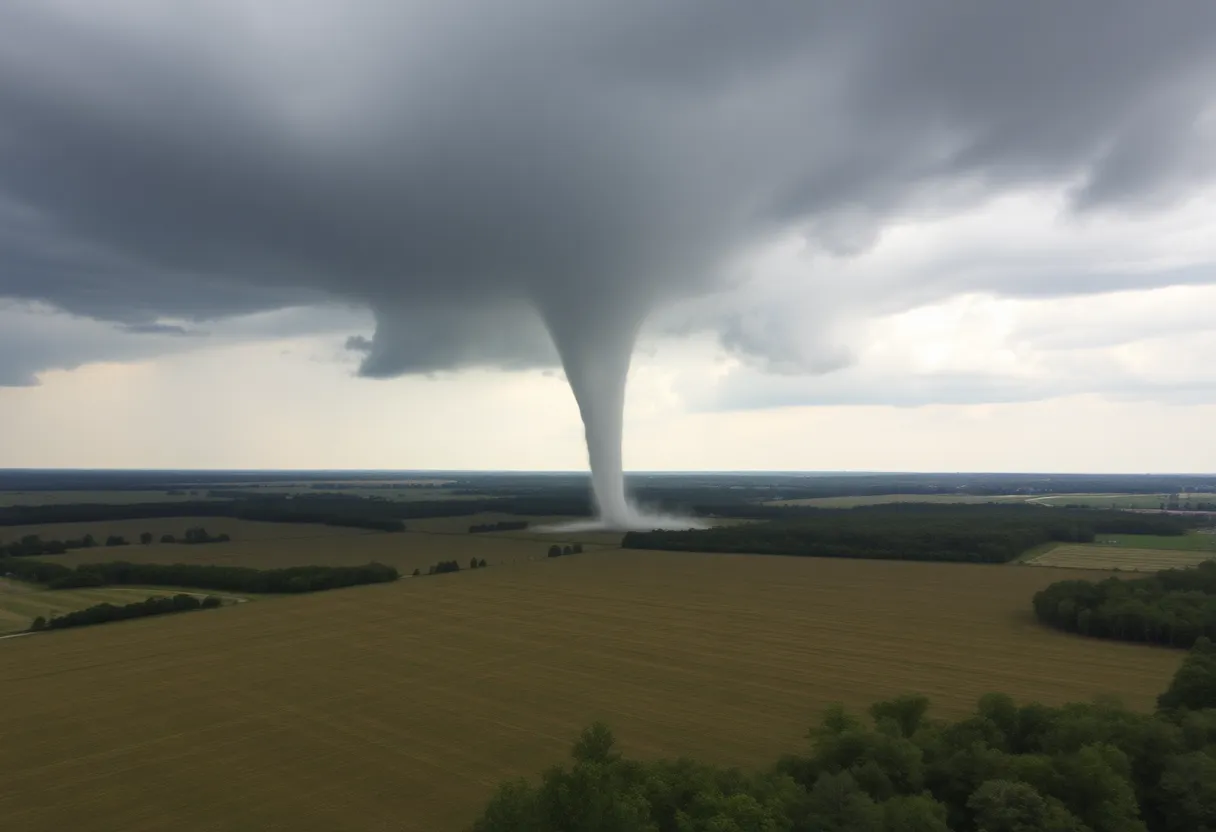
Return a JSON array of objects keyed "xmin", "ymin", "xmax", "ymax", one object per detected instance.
[{"xmin": 469, "ymin": 641, "xmax": 1216, "ymax": 832}]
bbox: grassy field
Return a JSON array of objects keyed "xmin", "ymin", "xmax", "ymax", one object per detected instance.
[
  {"xmin": 0, "ymin": 578, "xmax": 245, "ymax": 635},
  {"xmin": 768, "ymin": 493, "xmax": 1032, "ymax": 508},
  {"xmin": 0, "ymin": 550, "xmax": 1181, "ymax": 832},
  {"xmin": 1022, "ymin": 532, "xmax": 1216, "ymax": 571},
  {"xmin": 1025, "ymin": 544, "xmax": 1215, "ymax": 571},
  {"xmin": 1089, "ymin": 532, "xmax": 1216, "ymax": 551}
]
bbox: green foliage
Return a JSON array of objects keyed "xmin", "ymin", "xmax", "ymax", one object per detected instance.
[
  {"xmin": 469, "ymin": 521, "xmax": 529, "ymax": 533},
  {"xmin": 469, "ymin": 657, "xmax": 1216, "ymax": 832},
  {"xmin": 622, "ymin": 505, "xmax": 1192, "ymax": 565},
  {"xmin": 139, "ymin": 532, "xmax": 153, "ymax": 544},
  {"xmin": 548, "ymin": 545, "xmax": 563, "ymax": 558},
  {"xmin": 2, "ymin": 556, "xmax": 397, "ymax": 593},
  {"xmin": 181, "ymin": 526, "xmax": 231, "ymax": 545},
  {"xmin": 1034, "ymin": 562, "xmax": 1216, "ymax": 648},
  {"xmin": 427, "ymin": 560, "xmax": 461, "ymax": 575},
  {"xmin": 1158, "ymin": 637, "xmax": 1216, "ymax": 711},
  {"xmin": 40, "ymin": 593, "xmax": 215, "ymax": 631}
]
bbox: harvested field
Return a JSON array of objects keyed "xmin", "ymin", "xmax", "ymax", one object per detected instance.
[
  {"xmin": 0, "ymin": 550, "xmax": 1181, "ymax": 832},
  {"xmin": 1025, "ymin": 543, "xmax": 1215, "ymax": 571}
]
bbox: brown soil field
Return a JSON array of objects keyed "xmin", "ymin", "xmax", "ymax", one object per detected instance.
[
  {"xmin": 0, "ymin": 550, "xmax": 1181, "ymax": 832},
  {"xmin": 1025, "ymin": 544, "xmax": 1215, "ymax": 571}
]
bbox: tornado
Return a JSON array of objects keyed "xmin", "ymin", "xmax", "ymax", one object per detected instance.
[{"xmin": 536, "ymin": 290, "xmax": 702, "ymax": 532}]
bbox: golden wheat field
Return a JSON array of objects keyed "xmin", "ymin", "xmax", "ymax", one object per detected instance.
[
  {"xmin": 0, "ymin": 549, "xmax": 1182, "ymax": 832},
  {"xmin": 1026, "ymin": 543, "xmax": 1215, "ymax": 571}
]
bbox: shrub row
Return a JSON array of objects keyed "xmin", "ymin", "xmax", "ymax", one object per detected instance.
[{"xmin": 31, "ymin": 593, "xmax": 222, "ymax": 632}]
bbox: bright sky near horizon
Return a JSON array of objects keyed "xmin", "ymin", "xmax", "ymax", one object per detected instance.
[{"xmin": 1, "ymin": 3, "xmax": 1215, "ymax": 473}]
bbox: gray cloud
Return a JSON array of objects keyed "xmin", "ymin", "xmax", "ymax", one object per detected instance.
[{"xmin": 1, "ymin": 0, "xmax": 1215, "ymax": 384}]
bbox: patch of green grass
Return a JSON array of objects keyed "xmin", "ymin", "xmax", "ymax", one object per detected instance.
[
  {"xmin": 0, "ymin": 578, "xmax": 247, "ymax": 635},
  {"xmin": 1089, "ymin": 533, "xmax": 1216, "ymax": 552}
]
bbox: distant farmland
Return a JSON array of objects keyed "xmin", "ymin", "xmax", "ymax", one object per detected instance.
[
  {"xmin": 1022, "ymin": 531, "xmax": 1216, "ymax": 571},
  {"xmin": 1026, "ymin": 545, "xmax": 1215, "ymax": 572},
  {"xmin": 766, "ymin": 493, "xmax": 1032, "ymax": 507},
  {"xmin": 0, "ymin": 550, "xmax": 1181, "ymax": 832}
]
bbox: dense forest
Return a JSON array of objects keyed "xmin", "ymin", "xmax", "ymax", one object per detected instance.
[
  {"xmin": 0, "ymin": 557, "xmax": 398, "ymax": 593},
  {"xmin": 622, "ymin": 505, "xmax": 1196, "ymax": 564},
  {"xmin": 32, "ymin": 593, "xmax": 222, "ymax": 632},
  {"xmin": 1033, "ymin": 560, "xmax": 1216, "ymax": 648},
  {"xmin": 470, "ymin": 639, "xmax": 1216, "ymax": 832}
]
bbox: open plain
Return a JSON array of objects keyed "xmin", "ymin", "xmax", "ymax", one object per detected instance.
[{"xmin": 0, "ymin": 548, "xmax": 1182, "ymax": 832}]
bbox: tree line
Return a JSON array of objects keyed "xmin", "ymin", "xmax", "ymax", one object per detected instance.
[
  {"xmin": 0, "ymin": 498, "xmax": 408, "ymax": 532},
  {"xmin": 471, "ymin": 638, "xmax": 1216, "ymax": 832},
  {"xmin": 548, "ymin": 543, "xmax": 583, "ymax": 558},
  {"xmin": 1033, "ymin": 559, "xmax": 1216, "ymax": 648},
  {"xmin": 469, "ymin": 520, "xmax": 530, "ymax": 533},
  {"xmin": 30, "ymin": 593, "xmax": 222, "ymax": 632},
  {"xmin": 621, "ymin": 505, "xmax": 1196, "ymax": 564},
  {"xmin": 0, "ymin": 556, "xmax": 398, "ymax": 593}
]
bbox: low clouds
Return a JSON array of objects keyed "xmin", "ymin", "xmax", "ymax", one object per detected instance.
[{"xmin": 0, "ymin": 1, "xmax": 1215, "ymax": 390}]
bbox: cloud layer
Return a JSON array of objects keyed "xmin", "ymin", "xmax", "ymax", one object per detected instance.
[{"xmin": 1, "ymin": 1, "xmax": 1215, "ymax": 384}]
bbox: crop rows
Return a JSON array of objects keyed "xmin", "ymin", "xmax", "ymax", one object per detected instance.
[
  {"xmin": 1026, "ymin": 544, "xmax": 1215, "ymax": 571},
  {"xmin": 0, "ymin": 549, "xmax": 1181, "ymax": 832}
]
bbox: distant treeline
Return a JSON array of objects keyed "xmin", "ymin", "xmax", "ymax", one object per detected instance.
[
  {"xmin": 547, "ymin": 543, "xmax": 583, "ymax": 558},
  {"xmin": 31, "ymin": 593, "xmax": 222, "ymax": 632},
  {"xmin": 0, "ymin": 498, "xmax": 408, "ymax": 532},
  {"xmin": 622, "ymin": 505, "xmax": 1196, "ymax": 564},
  {"xmin": 1034, "ymin": 559, "xmax": 1216, "ymax": 648},
  {"xmin": 2, "ymin": 527, "xmax": 233, "ymax": 558},
  {"xmin": 0, "ymin": 557, "xmax": 398, "ymax": 593},
  {"xmin": 468, "ymin": 520, "xmax": 529, "ymax": 533}
]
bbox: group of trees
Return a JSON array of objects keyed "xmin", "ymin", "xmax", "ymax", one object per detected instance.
[
  {"xmin": 2, "ymin": 526, "xmax": 233, "ymax": 558},
  {"xmin": 412, "ymin": 558, "xmax": 489, "ymax": 577},
  {"xmin": 30, "ymin": 593, "xmax": 221, "ymax": 632},
  {"xmin": 1033, "ymin": 560, "xmax": 1216, "ymax": 648},
  {"xmin": 469, "ymin": 521, "xmax": 530, "ymax": 533},
  {"xmin": 471, "ymin": 639, "xmax": 1216, "ymax": 832},
  {"xmin": 547, "ymin": 543, "xmax": 584, "ymax": 558},
  {"xmin": 622, "ymin": 505, "xmax": 1196, "ymax": 565},
  {"xmin": 1, "ymin": 557, "xmax": 398, "ymax": 593}
]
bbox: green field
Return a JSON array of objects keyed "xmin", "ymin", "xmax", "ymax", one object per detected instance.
[
  {"xmin": 1090, "ymin": 532, "xmax": 1216, "ymax": 551},
  {"xmin": 1023, "ymin": 533, "xmax": 1216, "ymax": 571}
]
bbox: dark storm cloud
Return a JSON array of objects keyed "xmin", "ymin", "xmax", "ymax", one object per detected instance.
[{"xmin": 1, "ymin": 0, "xmax": 1215, "ymax": 382}]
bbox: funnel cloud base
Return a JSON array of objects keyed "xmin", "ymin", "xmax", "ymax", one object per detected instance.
[{"xmin": 537, "ymin": 509, "xmax": 707, "ymax": 534}]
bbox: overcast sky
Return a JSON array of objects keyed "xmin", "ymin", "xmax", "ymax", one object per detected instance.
[{"xmin": 1, "ymin": 1, "xmax": 1215, "ymax": 473}]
